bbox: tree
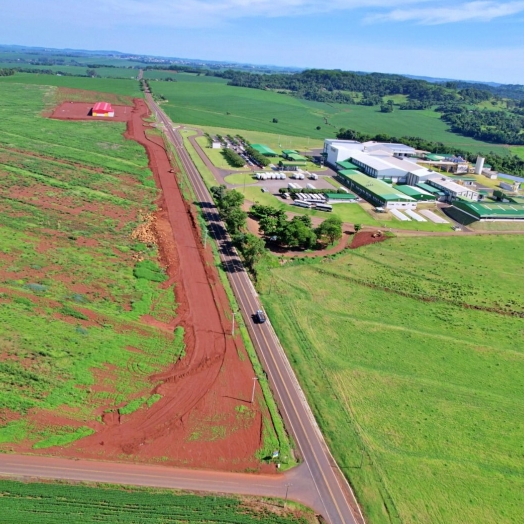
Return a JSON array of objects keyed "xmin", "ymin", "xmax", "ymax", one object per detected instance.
[
  {"xmin": 272, "ymin": 118, "xmax": 279, "ymax": 123},
  {"xmin": 282, "ymin": 217, "xmax": 317, "ymax": 249},
  {"xmin": 316, "ymin": 216, "xmax": 342, "ymax": 245},
  {"xmin": 86, "ymin": 69, "xmax": 97, "ymax": 78},
  {"xmin": 235, "ymin": 233, "xmax": 267, "ymax": 272},
  {"xmin": 221, "ymin": 189, "xmax": 245, "ymax": 213},
  {"xmin": 354, "ymin": 223, "xmax": 362, "ymax": 232},
  {"xmin": 225, "ymin": 208, "xmax": 247, "ymax": 234},
  {"xmin": 316, "ymin": 125, "xmax": 321, "ymax": 130}
]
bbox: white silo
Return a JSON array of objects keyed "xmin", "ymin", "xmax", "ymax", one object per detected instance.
[{"xmin": 475, "ymin": 156, "xmax": 485, "ymax": 175}]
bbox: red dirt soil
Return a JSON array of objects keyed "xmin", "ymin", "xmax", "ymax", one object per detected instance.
[
  {"xmin": 350, "ymin": 231, "xmax": 390, "ymax": 249},
  {"xmin": 44, "ymin": 100, "xmax": 272, "ymax": 473},
  {"xmin": 50, "ymin": 102, "xmax": 133, "ymax": 122}
]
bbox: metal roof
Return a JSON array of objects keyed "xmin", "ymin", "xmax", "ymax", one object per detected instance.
[
  {"xmin": 93, "ymin": 102, "xmax": 113, "ymax": 112},
  {"xmin": 455, "ymin": 201, "xmax": 524, "ymax": 218},
  {"xmin": 325, "ymin": 192, "xmax": 357, "ymax": 200},
  {"xmin": 416, "ymin": 182, "xmax": 445, "ymax": 195},
  {"xmin": 251, "ymin": 144, "xmax": 277, "ymax": 156},
  {"xmin": 395, "ymin": 185, "xmax": 435, "ymax": 198},
  {"xmin": 336, "ymin": 161, "xmax": 359, "ymax": 170},
  {"xmin": 340, "ymin": 173, "xmax": 415, "ymax": 202}
]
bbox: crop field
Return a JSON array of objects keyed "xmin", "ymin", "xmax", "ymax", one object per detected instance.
[
  {"xmin": 258, "ymin": 235, "xmax": 524, "ymax": 524},
  {"xmin": 0, "ymin": 81, "xmax": 186, "ymax": 451},
  {"xmin": 0, "ymin": 72, "xmax": 143, "ymax": 99},
  {"xmin": 0, "ymin": 479, "xmax": 316, "ymax": 524},
  {"xmin": 156, "ymin": 75, "xmax": 508, "ymax": 156}
]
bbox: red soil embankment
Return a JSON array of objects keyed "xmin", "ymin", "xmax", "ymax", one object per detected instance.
[{"xmin": 47, "ymin": 100, "xmax": 271, "ymax": 472}]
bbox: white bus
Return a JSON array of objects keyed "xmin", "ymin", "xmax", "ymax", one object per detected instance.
[
  {"xmin": 315, "ymin": 203, "xmax": 333, "ymax": 212},
  {"xmin": 293, "ymin": 200, "xmax": 313, "ymax": 209}
]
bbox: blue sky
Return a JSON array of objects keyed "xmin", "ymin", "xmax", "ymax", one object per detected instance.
[{"xmin": 2, "ymin": 1, "xmax": 523, "ymax": 83}]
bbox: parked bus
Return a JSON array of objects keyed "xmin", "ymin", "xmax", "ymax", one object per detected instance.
[
  {"xmin": 315, "ymin": 203, "xmax": 333, "ymax": 212},
  {"xmin": 293, "ymin": 200, "xmax": 313, "ymax": 208}
]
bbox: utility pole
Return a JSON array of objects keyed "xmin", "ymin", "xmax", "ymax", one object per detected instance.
[{"xmin": 251, "ymin": 377, "xmax": 258, "ymax": 403}]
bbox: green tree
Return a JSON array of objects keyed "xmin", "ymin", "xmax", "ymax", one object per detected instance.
[
  {"xmin": 225, "ymin": 207, "xmax": 247, "ymax": 234},
  {"xmin": 316, "ymin": 216, "xmax": 343, "ymax": 245},
  {"xmin": 234, "ymin": 233, "xmax": 267, "ymax": 272},
  {"xmin": 282, "ymin": 217, "xmax": 317, "ymax": 249}
]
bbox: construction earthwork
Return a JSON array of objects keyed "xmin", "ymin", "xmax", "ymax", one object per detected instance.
[{"xmin": 10, "ymin": 98, "xmax": 276, "ymax": 472}]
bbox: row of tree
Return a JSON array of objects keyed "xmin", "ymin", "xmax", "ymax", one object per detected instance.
[
  {"xmin": 222, "ymin": 148, "xmax": 245, "ymax": 168},
  {"xmin": 336, "ymin": 128, "xmax": 524, "ymax": 176},
  {"xmin": 0, "ymin": 68, "xmax": 15, "ymax": 76}
]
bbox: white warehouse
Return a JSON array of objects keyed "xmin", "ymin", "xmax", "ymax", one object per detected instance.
[{"xmin": 349, "ymin": 151, "xmax": 418, "ymax": 184}]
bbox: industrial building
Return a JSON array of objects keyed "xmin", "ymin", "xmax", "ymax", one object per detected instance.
[
  {"xmin": 92, "ymin": 102, "xmax": 114, "ymax": 117},
  {"xmin": 395, "ymin": 185, "xmax": 436, "ymax": 202},
  {"xmin": 349, "ymin": 151, "xmax": 418, "ymax": 183},
  {"xmin": 337, "ymin": 172, "xmax": 416, "ymax": 210},
  {"xmin": 325, "ymin": 192, "xmax": 358, "ymax": 203},
  {"xmin": 451, "ymin": 200, "xmax": 524, "ymax": 221},
  {"xmin": 251, "ymin": 144, "xmax": 277, "ymax": 157},
  {"xmin": 427, "ymin": 177, "xmax": 479, "ymax": 202}
]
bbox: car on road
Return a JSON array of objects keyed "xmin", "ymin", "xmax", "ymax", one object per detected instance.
[
  {"xmin": 261, "ymin": 187, "xmax": 269, "ymax": 192},
  {"xmin": 255, "ymin": 310, "xmax": 266, "ymax": 323}
]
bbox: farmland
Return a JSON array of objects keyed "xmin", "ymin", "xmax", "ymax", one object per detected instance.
[
  {"xmin": 0, "ymin": 77, "xmax": 286, "ymax": 472},
  {"xmin": 156, "ymin": 74, "xmax": 510, "ymax": 156},
  {"xmin": 0, "ymin": 479, "xmax": 316, "ymax": 524},
  {"xmin": 258, "ymin": 235, "xmax": 524, "ymax": 524},
  {"xmin": 0, "ymin": 81, "xmax": 177, "ymax": 450}
]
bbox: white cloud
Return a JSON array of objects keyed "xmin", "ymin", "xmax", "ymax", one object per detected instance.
[{"xmin": 367, "ymin": 1, "xmax": 524, "ymax": 24}]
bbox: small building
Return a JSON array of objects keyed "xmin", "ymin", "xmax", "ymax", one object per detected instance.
[
  {"xmin": 281, "ymin": 149, "xmax": 298, "ymax": 157},
  {"xmin": 285, "ymin": 153, "xmax": 308, "ymax": 162},
  {"xmin": 395, "ymin": 185, "xmax": 436, "ymax": 202},
  {"xmin": 427, "ymin": 177, "xmax": 479, "ymax": 202},
  {"xmin": 251, "ymin": 144, "xmax": 277, "ymax": 157},
  {"xmin": 337, "ymin": 172, "xmax": 417, "ymax": 210},
  {"xmin": 325, "ymin": 192, "xmax": 358, "ymax": 203},
  {"xmin": 416, "ymin": 182, "xmax": 446, "ymax": 199},
  {"xmin": 449, "ymin": 175, "xmax": 477, "ymax": 186},
  {"xmin": 92, "ymin": 102, "xmax": 114, "ymax": 117},
  {"xmin": 279, "ymin": 160, "xmax": 307, "ymax": 171},
  {"xmin": 211, "ymin": 141, "xmax": 222, "ymax": 149}
]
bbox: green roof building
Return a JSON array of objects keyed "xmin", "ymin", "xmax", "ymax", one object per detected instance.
[
  {"xmin": 282, "ymin": 149, "xmax": 298, "ymax": 156},
  {"xmin": 337, "ymin": 172, "xmax": 416, "ymax": 210},
  {"xmin": 286, "ymin": 153, "xmax": 308, "ymax": 162},
  {"xmin": 325, "ymin": 192, "xmax": 358, "ymax": 202},
  {"xmin": 395, "ymin": 185, "xmax": 436, "ymax": 201},
  {"xmin": 251, "ymin": 144, "xmax": 277, "ymax": 156},
  {"xmin": 336, "ymin": 160, "xmax": 359, "ymax": 171},
  {"xmin": 416, "ymin": 182, "xmax": 445, "ymax": 196},
  {"xmin": 451, "ymin": 200, "xmax": 524, "ymax": 222},
  {"xmin": 338, "ymin": 169, "xmax": 362, "ymax": 177}
]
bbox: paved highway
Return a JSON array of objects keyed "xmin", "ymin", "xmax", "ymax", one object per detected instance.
[{"xmin": 147, "ymin": 94, "xmax": 363, "ymax": 524}]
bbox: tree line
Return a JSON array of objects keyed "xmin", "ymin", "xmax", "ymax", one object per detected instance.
[{"xmin": 209, "ymin": 187, "xmax": 343, "ymax": 275}]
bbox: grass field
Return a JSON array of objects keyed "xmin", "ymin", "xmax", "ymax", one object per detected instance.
[
  {"xmin": 155, "ymin": 75, "xmax": 510, "ymax": 156},
  {"xmin": 258, "ymin": 235, "xmax": 524, "ymax": 524},
  {"xmin": 0, "ymin": 80, "xmax": 183, "ymax": 449},
  {"xmin": 195, "ymin": 135, "xmax": 245, "ymax": 170},
  {"xmin": 0, "ymin": 72, "xmax": 143, "ymax": 99},
  {"xmin": 0, "ymin": 479, "xmax": 315, "ymax": 523}
]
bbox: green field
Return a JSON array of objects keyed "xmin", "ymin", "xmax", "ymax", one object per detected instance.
[
  {"xmin": 259, "ymin": 235, "xmax": 524, "ymax": 524},
  {"xmin": 0, "ymin": 479, "xmax": 314, "ymax": 523},
  {"xmin": 155, "ymin": 74, "xmax": 510, "ymax": 156},
  {"xmin": 0, "ymin": 80, "xmax": 185, "ymax": 448},
  {"xmin": 0, "ymin": 72, "xmax": 143, "ymax": 99}
]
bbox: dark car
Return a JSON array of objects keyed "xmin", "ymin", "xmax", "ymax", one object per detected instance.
[{"xmin": 255, "ymin": 309, "xmax": 266, "ymax": 323}]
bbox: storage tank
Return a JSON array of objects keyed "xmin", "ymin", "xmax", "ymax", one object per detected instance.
[{"xmin": 475, "ymin": 156, "xmax": 485, "ymax": 175}]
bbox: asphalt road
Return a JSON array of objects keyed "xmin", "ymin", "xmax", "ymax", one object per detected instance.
[{"xmin": 147, "ymin": 94, "xmax": 363, "ymax": 524}]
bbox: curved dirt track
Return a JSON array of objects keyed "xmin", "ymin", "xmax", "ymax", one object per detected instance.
[{"xmin": 48, "ymin": 99, "xmax": 271, "ymax": 472}]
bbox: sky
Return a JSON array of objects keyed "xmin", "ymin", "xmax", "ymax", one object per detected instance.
[{"xmin": 1, "ymin": 0, "xmax": 523, "ymax": 84}]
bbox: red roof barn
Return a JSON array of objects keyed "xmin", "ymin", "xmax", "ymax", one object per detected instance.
[{"xmin": 92, "ymin": 102, "xmax": 114, "ymax": 117}]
